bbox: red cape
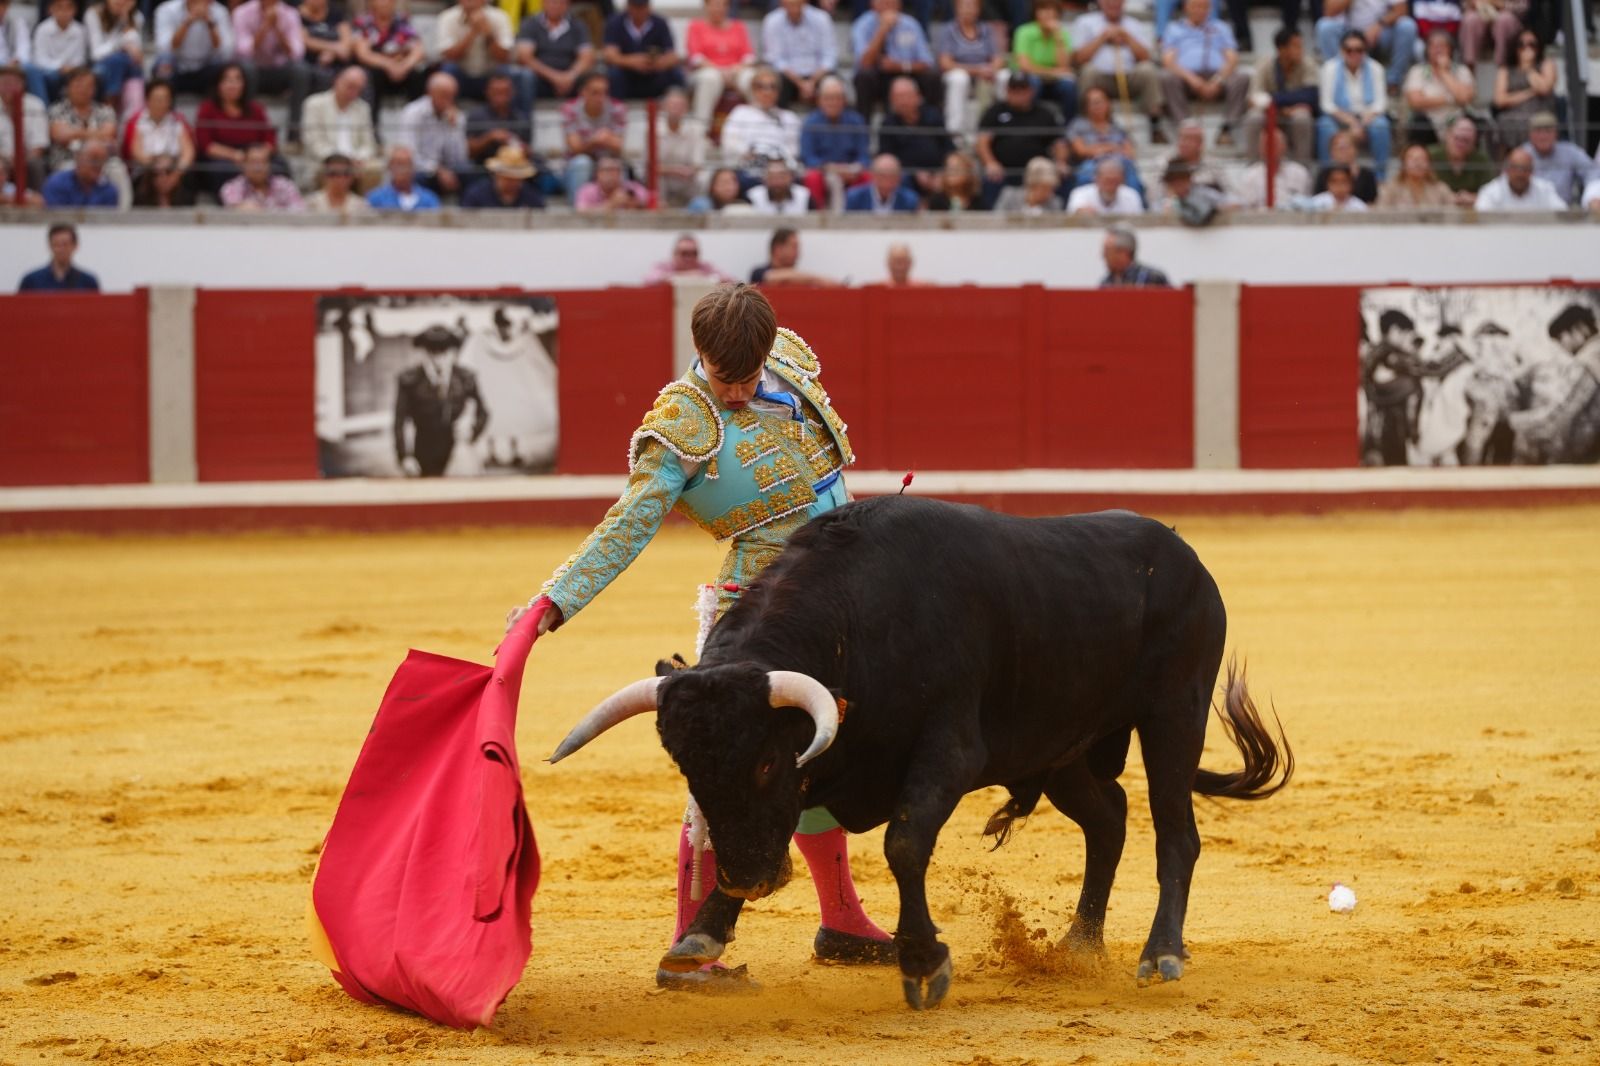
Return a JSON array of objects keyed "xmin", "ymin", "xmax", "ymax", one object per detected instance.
[{"xmin": 310, "ymin": 612, "xmax": 542, "ymax": 1029}]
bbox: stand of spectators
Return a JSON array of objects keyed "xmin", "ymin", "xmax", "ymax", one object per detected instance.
[
  {"xmin": 1160, "ymin": 0, "xmax": 1247, "ymax": 147},
  {"xmin": 852, "ymin": 0, "xmax": 939, "ymax": 118}
]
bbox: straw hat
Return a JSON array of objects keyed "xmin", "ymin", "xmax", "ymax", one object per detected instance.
[{"xmin": 486, "ymin": 145, "xmax": 536, "ymax": 179}]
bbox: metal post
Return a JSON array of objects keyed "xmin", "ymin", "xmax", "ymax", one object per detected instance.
[
  {"xmin": 1561, "ymin": 0, "xmax": 1589, "ymax": 149},
  {"xmin": 7, "ymin": 89, "xmax": 24, "ymax": 204},
  {"xmin": 646, "ymin": 96, "xmax": 659, "ymax": 209},
  {"xmin": 1264, "ymin": 99, "xmax": 1278, "ymax": 210}
]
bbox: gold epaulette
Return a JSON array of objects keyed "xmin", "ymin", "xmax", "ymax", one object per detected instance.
[
  {"xmin": 629, "ymin": 381, "xmax": 722, "ymax": 472},
  {"xmin": 770, "ymin": 327, "xmax": 820, "ymax": 380}
]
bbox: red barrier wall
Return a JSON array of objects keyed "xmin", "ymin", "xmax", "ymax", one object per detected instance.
[
  {"xmin": 0, "ymin": 292, "xmax": 149, "ymax": 486},
  {"xmin": 554, "ymin": 287, "xmax": 674, "ymax": 474},
  {"xmin": 1238, "ymin": 286, "xmax": 1361, "ymax": 469},
  {"xmin": 766, "ymin": 285, "xmax": 1194, "ymax": 470}
]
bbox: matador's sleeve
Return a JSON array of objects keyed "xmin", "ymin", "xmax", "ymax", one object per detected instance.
[{"xmin": 538, "ymin": 440, "xmax": 689, "ymax": 623}]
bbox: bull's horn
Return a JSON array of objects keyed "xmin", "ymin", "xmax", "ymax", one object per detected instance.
[
  {"xmin": 767, "ymin": 671, "xmax": 838, "ymax": 768},
  {"xmin": 548, "ymin": 678, "xmax": 663, "ymax": 764}
]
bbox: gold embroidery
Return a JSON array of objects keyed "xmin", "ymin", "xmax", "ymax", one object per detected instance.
[
  {"xmin": 753, "ymin": 453, "xmax": 802, "ymax": 492},
  {"xmin": 704, "ymin": 481, "xmax": 816, "ymax": 541},
  {"xmin": 735, "ymin": 431, "xmax": 781, "ymax": 467},
  {"xmin": 729, "ymin": 408, "xmax": 760, "ymax": 432},
  {"xmin": 771, "ymin": 327, "xmax": 820, "ymax": 378},
  {"xmin": 631, "ymin": 382, "xmax": 721, "ymax": 469}
]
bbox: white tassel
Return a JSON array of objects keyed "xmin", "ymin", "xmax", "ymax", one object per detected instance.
[
  {"xmin": 693, "ymin": 583, "xmax": 717, "ymax": 659},
  {"xmin": 685, "ymin": 794, "xmax": 710, "ymax": 901}
]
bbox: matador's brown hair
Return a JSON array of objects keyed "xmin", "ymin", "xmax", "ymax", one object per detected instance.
[{"xmin": 691, "ymin": 283, "xmax": 777, "ymax": 383}]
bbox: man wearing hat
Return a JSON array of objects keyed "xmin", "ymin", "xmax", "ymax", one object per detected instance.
[
  {"xmin": 462, "ymin": 143, "xmax": 546, "ymax": 208},
  {"xmin": 1154, "ymin": 157, "xmax": 1225, "ymax": 221},
  {"xmin": 1522, "ymin": 112, "xmax": 1597, "ymax": 207},
  {"xmin": 393, "ymin": 324, "xmax": 490, "ymax": 477}
]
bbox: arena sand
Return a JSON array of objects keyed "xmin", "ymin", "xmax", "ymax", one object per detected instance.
[{"xmin": 2, "ymin": 505, "xmax": 1597, "ymax": 1066}]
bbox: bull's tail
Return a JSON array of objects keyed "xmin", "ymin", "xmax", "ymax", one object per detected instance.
[
  {"xmin": 1193, "ymin": 657, "xmax": 1294, "ymax": 801},
  {"xmin": 982, "ymin": 781, "xmax": 1044, "ymax": 850}
]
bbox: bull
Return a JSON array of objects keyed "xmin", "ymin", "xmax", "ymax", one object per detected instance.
[{"xmin": 550, "ymin": 496, "xmax": 1293, "ymax": 1010}]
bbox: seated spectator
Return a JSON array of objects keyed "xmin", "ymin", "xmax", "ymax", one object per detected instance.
[
  {"xmin": 195, "ymin": 62, "xmax": 276, "ymax": 196},
  {"xmin": 720, "ymin": 66, "xmax": 801, "ymax": 177},
  {"xmin": 41, "ymin": 137, "xmax": 119, "ymax": 206},
  {"xmin": 561, "ymin": 70, "xmax": 626, "ymax": 201},
  {"xmin": 133, "ymin": 151, "xmax": 196, "ymax": 206},
  {"xmin": 18, "ymin": 223, "xmax": 99, "ymax": 291},
  {"xmin": 1430, "ymin": 114, "xmax": 1492, "ymax": 206},
  {"xmin": 685, "ymin": 0, "xmax": 755, "ymax": 127},
  {"xmin": 655, "ymin": 86, "xmax": 706, "ymax": 208},
  {"xmin": 1160, "ymin": 0, "xmax": 1247, "ymax": 148},
  {"xmin": 852, "ymin": 0, "xmax": 939, "ymax": 119},
  {"xmin": 747, "ymin": 158, "xmax": 810, "ymax": 215},
  {"xmin": 1523, "ymin": 112, "xmax": 1595, "ymax": 206},
  {"xmin": 1318, "ymin": 31, "xmax": 1391, "ymax": 172},
  {"xmin": 399, "ymin": 71, "xmax": 471, "ymax": 197},
  {"xmin": 302, "ymin": 66, "xmax": 381, "ymax": 189},
  {"xmin": 1155, "ymin": 0, "xmax": 1253, "ymax": 54},
  {"xmin": 751, "ymin": 226, "xmax": 839, "ymax": 286},
  {"xmin": 438, "ymin": 0, "xmax": 532, "ymax": 110},
  {"xmin": 1152, "ymin": 157, "xmax": 1229, "ymax": 217},
  {"xmin": 1231, "ymin": 125, "xmax": 1311, "ymax": 208},
  {"xmin": 152, "ymin": 0, "xmax": 233, "ymax": 95},
  {"xmin": 367, "ymin": 145, "xmax": 441, "ymax": 211},
  {"xmin": 976, "ymin": 74, "xmax": 1067, "ymax": 207},
  {"xmin": 1010, "ymin": 0, "xmax": 1076, "ymax": 121},
  {"xmin": 125, "ymin": 79, "xmax": 195, "ymax": 182},
  {"xmin": 994, "ymin": 154, "xmax": 1064, "ymax": 213},
  {"xmin": 0, "ymin": 0, "xmax": 50, "ymax": 103},
  {"xmin": 351, "ymin": 0, "xmax": 427, "ymax": 104},
  {"xmin": 799, "ymin": 74, "xmax": 869, "ymax": 208},
  {"xmin": 221, "ymin": 141, "xmax": 303, "ymax": 210},
  {"xmin": 1411, "ymin": 0, "xmax": 1462, "ymax": 46},
  {"xmin": 1243, "ymin": 26, "xmax": 1318, "ymax": 165},
  {"xmin": 686, "ymin": 165, "xmax": 749, "ymax": 212},
  {"xmin": 1066, "ymin": 84, "xmax": 1143, "ymax": 199},
  {"xmin": 939, "ymin": 0, "xmax": 1005, "ymax": 135},
  {"xmin": 1100, "ymin": 224, "xmax": 1170, "ymax": 287},
  {"xmin": 845, "ymin": 153, "xmax": 921, "ymax": 212},
  {"xmin": 642, "ymin": 233, "xmax": 734, "ymax": 284},
  {"xmin": 1072, "ymin": 0, "xmax": 1161, "ymax": 142},
  {"xmin": 233, "ymin": 0, "xmax": 309, "ymax": 141},
  {"xmin": 514, "ymin": 0, "xmax": 594, "ymax": 100},
  {"xmin": 927, "ymin": 150, "xmax": 983, "ymax": 211},
  {"xmin": 466, "ymin": 70, "xmax": 533, "ymax": 167},
  {"xmin": 1474, "ymin": 145, "xmax": 1564, "ymax": 211},
  {"xmin": 298, "ymin": 0, "xmax": 352, "ymax": 101},
  {"xmin": 32, "ymin": 0, "xmax": 87, "ymax": 102},
  {"xmin": 1314, "ymin": 129, "xmax": 1379, "ymax": 203},
  {"xmin": 1493, "ymin": 30, "xmax": 1557, "ymax": 149},
  {"xmin": 881, "ymin": 242, "xmax": 931, "ymax": 287},
  {"xmin": 47, "ymin": 67, "xmax": 116, "ymax": 172},
  {"xmin": 0, "ymin": 62, "xmax": 50, "ymax": 191},
  {"xmin": 304, "ymin": 152, "xmax": 371, "ymax": 213},
  {"xmin": 1403, "ymin": 30, "xmax": 1475, "ymax": 146},
  {"xmin": 1066, "ymin": 155, "xmax": 1143, "ymax": 214},
  {"xmin": 877, "ymin": 75, "xmax": 952, "ymax": 200},
  {"xmin": 1167, "ymin": 116, "xmax": 1226, "ymax": 192},
  {"xmin": 761, "ymin": 0, "xmax": 835, "ymax": 109},
  {"xmin": 1461, "ymin": 0, "xmax": 1526, "ymax": 69},
  {"xmin": 1307, "ymin": 162, "xmax": 1368, "ymax": 211},
  {"xmin": 87, "ymin": 0, "xmax": 144, "ymax": 110},
  {"xmin": 462, "ymin": 143, "xmax": 545, "ymax": 208},
  {"xmin": 1376, "ymin": 142, "xmax": 1456, "ymax": 208},
  {"xmin": 576, "ymin": 153, "xmax": 648, "ymax": 211},
  {"xmin": 1316, "ymin": 0, "xmax": 1417, "ymax": 91},
  {"xmin": 0, "ymin": 152, "xmax": 40, "ymax": 204},
  {"xmin": 602, "ymin": 0, "xmax": 683, "ymax": 101}
]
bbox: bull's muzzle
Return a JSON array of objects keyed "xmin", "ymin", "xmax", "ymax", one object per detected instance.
[{"xmin": 716, "ymin": 852, "xmax": 794, "ymax": 901}]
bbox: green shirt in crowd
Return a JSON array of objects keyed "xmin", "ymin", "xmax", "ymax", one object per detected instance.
[{"xmin": 1012, "ymin": 21, "xmax": 1072, "ymax": 74}]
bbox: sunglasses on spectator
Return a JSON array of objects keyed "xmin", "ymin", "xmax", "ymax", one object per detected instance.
[{"xmin": 1342, "ymin": 45, "xmax": 1365, "ymax": 54}]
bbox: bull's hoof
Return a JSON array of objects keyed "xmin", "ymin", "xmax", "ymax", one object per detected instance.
[
  {"xmin": 655, "ymin": 963, "xmax": 758, "ymax": 994},
  {"xmin": 815, "ymin": 927, "xmax": 898, "ymax": 965},
  {"xmin": 658, "ymin": 933, "xmax": 726, "ymax": 974},
  {"xmin": 1135, "ymin": 953, "xmax": 1184, "ymax": 987},
  {"xmin": 901, "ymin": 955, "xmax": 954, "ymax": 1011},
  {"xmin": 1062, "ymin": 919, "xmax": 1109, "ymax": 960}
]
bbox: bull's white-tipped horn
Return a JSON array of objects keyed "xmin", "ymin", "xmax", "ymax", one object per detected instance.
[
  {"xmin": 548, "ymin": 677, "xmax": 663, "ymax": 764},
  {"xmin": 767, "ymin": 671, "xmax": 839, "ymax": 768}
]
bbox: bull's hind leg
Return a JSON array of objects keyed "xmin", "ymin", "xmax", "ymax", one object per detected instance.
[
  {"xmin": 1041, "ymin": 758, "xmax": 1128, "ymax": 959},
  {"xmin": 1133, "ymin": 690, "xmax": 1208, "ymax": 985}
]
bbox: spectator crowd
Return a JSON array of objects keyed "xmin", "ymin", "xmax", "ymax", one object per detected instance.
[{"xmin": 0, "ymin": 0, "xmax": 1595, "ymax": 215}]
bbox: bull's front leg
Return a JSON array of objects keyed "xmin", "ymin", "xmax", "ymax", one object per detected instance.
[
  {"xmin": 884, "ymin": 773, "xmax": 968, "ymax": 1010},
  {"xmin": 660, "ymin": 889, "xmax": 746, "ymax": 972}
]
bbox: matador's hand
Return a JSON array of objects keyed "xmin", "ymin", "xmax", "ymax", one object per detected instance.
[{"xmin": 506, "ymin": 595, "xmax": 561, "ymax": 635}]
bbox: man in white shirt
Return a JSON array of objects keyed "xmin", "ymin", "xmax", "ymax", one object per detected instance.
[
  {"xmin": 32, "ymin": 0, "xmax": 86, "ymax": 101},
  {"xmin": 760, "ymin": 0, "xmax": 836, "ymax": 107},
  {"xmin": 154, "ymin": 0, "xmax": 234, "ymax": 93},
  {"xmin": 1231, "ymin": 125, "xmax": 1311, "ymax": 208},
  {"xmin": 1067, "ymin": 157, "xmax": 1145, "ymax": 215},
  {"xmin": 0, "ymin": 0, "xmax": 49, "ymax": 102},
  {"xmin": 1072, "ymin": 0, "xmax": 1162, "ymax": 143},
  {"xmin": 437, "ymin": 0, "xmax": 533, "ymax": 109},
  {"xmin": 746, "ymin": 158, "xmax": 811, "ymax": 215},
  {"xmin": 301, "ymin": 65, "xmax": 381, "ymax": 188},
  {"xmin": 1307, "ymin": 163, "xmax": 1368, "ymax": 211},
  {"xmin": 1475, "ymin": 147, "xmax": 1568, "ymax": 212},
  {"xmin": 399, "ymin": 70, "xmax": 471, "ymax": 196},
  {"xmin": 719, "ymin": 66, "xmax": 801, "ymax": 175}
]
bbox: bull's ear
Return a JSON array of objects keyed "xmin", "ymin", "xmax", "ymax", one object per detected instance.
[
  {"xmin": 830, "ymin": 688, "xmax": 851, "ymax": 721},
  {"xmin": 655, "ymin": 654, "xmax": 691, "ymax": 676}
]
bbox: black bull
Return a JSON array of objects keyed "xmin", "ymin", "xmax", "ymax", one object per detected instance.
[{"xmin": 551, "ymin": 496, "xmax": 1293, "ymax": 1009}]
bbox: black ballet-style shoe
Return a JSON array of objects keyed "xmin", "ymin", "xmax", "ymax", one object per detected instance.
[{"xmin": 813, "ymin": 927, "xmax": 898, "ymax": 965}]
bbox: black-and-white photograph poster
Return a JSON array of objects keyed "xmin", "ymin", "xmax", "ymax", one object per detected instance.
[
  {"xmin": 315, "ymin": 295, "xmax": 559, "ymax": 478},
  {"xmin": 1359, "ymin": 286, "xmax": 1600, "ymax": 467}
]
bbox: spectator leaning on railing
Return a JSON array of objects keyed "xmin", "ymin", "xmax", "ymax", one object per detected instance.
[
  {"xmin": 42, "ymin": 137, "xmax": 120, "ymax": 206},
  {"xmin": 750, "ymin": 226, "xmax": 839, "ymax": 286},
  {"xmin": 153, "ymin": 0, "xmax": 233, "ymax": 94},
  {"xmin": 19, "ymin": 223, "xmax": 99, "ymax": 291},
  {"xmin": 514, "ymin": 0, "xmax": 595, "ymax": 100},
  {"xmin": 1100, "ymin": 224, "xmax": 1170, "ymax": 287},
  {"xmin": 641, "ymin": 233, "xmax": 734, "ymax": 285},
  {"xmin": 368, "ymin": 144, "xmax": 442, "ymax": 211},
  {"xmin": 762, "ymin": 0, "xmax": 836, "ymax": 109},
  {"xmin": 1072, "ymin": 0, "xmax": 1162, "ymax": 143}
]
